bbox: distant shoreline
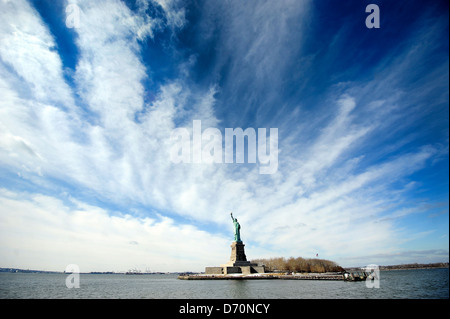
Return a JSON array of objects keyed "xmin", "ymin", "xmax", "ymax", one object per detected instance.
[
  {"xmin": 0, "ymin": 262, "xmax": 448, "ymax": 274},
  {"xmin": 345, "ymin": 262, "xmax": 449, "ymax": 271},
  {"xmin": 0, "ymin": 268, "xmax": 187, "ymax": 275}
]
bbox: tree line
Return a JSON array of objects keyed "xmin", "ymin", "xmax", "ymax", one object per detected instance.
[{"xmin": 251, "ymin": 257, "xmax": 345, "ymax": 273}]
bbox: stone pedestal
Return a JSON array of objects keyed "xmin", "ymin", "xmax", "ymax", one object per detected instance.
[
  {"xmin": 229, "ymin": 241, "xmax": 248, "ymax": 264},
  {"xmin": 221, "ymin": 241, "xmax": 255, "ymax": 267},
  {"xmin": 205, "ymin": 241, "xmax": 265, "ymax": 275}
]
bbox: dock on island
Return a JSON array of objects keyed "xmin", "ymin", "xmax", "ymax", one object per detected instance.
[{"xmin": 178, "ymin": 272, "xmax": 345, "ymax": 280}]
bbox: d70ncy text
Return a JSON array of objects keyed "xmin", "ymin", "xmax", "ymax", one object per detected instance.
[{"xmin": 179, "ymin": 303, "xmax": 270, "ymax": 316}]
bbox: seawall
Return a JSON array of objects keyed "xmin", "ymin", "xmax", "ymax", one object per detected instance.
[{"xmin": 178, "ymin": 273, "xmax": 344, "ymax": 280}]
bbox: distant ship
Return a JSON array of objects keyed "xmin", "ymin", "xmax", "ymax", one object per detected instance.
[{"xmin": 126, "ymin": 267, "xmax": 153, "ymax": 275}]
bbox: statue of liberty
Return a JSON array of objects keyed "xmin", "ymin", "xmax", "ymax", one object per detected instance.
[{"xmin": 230, "ymin": 212, "xmax": 241, "ymax": 242}]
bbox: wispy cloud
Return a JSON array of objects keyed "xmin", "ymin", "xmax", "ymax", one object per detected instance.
[
  {"xmin": 0, "ymin": 188, "xmax": 228, "ymax": 272},
  {"xmin": 0, "ymin": 0, "xmax": 75, "ymax": 109}
]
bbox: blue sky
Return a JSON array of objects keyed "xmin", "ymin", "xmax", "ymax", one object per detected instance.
[{"xmin": 0, "ymin": 0, "xmax": 448, "ymax": 272}]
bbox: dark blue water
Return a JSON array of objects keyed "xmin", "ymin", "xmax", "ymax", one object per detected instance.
[{"xmin": 0, "ymin": 268, "xmax": 448, "ymax": 299}]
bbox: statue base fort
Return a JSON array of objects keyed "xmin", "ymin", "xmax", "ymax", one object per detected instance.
[{"xmin": 205, "ymin": 241, "xmax": 265, "ymax": 275}]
